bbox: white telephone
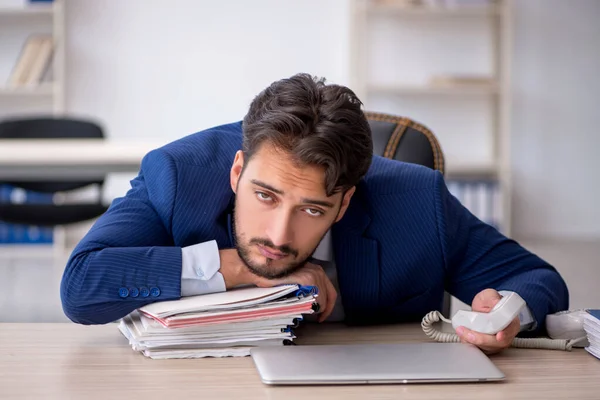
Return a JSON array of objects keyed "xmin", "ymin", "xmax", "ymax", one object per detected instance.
[{"xmin": 421, "ymin": 292, "xmax": 588, "ymax": 351}]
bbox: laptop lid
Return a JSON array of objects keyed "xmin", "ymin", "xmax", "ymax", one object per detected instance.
[{"xmin": 250, "ymin": 342, "xmax": 505, "ymax": 385}]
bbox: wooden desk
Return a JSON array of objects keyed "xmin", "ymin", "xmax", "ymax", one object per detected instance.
[
  {"xmin": 1, "ymin": 323, "xmax": 598, "ymax": 399},
  {"xmin": 0, "ymin": 139, "xmax": 165, "ymax": 180}
]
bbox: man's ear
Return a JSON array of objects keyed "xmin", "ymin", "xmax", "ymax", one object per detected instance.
[
  {"xmin": 334, "ymin": 186, "xmax": 356, "ymax": 223},
  {"xmin": 230, "ymin": 150, "xmax": 245, "ymax": 193}
]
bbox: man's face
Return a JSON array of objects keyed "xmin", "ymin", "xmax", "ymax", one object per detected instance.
[{"xmin": 229, "ymin": 143, "xmax": 355, "ymax": 279}]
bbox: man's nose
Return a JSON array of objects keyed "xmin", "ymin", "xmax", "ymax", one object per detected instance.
[{"xmin": 265, "ymin": 209, "xmax": 294, "ymax": 248}]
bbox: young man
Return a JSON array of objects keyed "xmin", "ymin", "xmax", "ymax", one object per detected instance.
[{"xmin": 60, "ymin": 73, "xmax": 569, "ymax": 354}]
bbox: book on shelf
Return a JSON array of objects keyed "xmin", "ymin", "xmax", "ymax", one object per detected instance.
[
  {"xmin": 429, "ymin": 75, "xmax": 495, "ymax": 87},
  {"xmin": 445, "ymin": 178, "xmax": 503, "ymax": 232},
  {"xmin": 0, "ymin": 184, "xmax": 53, "ymax": 245},
  {"xmin": 0, "ymin": 0, "xmax": 53, "ymax": 6},
  {"xmin": 6, "ymin": 34, "xmax": 54, "ymax": 88},
  {"xmin": 372, "ymin": 0, "xmax": 496, "ymax": 8},
  {"xmin": 370, "ymin": 0, "xmax": 422, "ymax": 6},
  {"xmin": 423, "ymin": 0, "xmax": 496, "ymax": 6}
]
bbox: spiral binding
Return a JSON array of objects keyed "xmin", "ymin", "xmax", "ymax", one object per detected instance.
[{"xmin": 421, "ymin": 310, "xmax": 585, "ymax": 351}]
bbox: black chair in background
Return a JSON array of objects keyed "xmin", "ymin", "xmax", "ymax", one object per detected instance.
[
  {"xmin": 0, "ymin": 118, "xmax": 109, "ymax": 228},
  {"xmin": 365, "ymin": 112, "xmax": 450, "ymax": 316},
  {"xmin": 366, "ymin": 111, "xmax": 445, "ymax": 174}
]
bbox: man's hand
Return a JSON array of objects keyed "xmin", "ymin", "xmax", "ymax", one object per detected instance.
[
  {"xmin": 455, "ymin": 289, "xmax": 520, "ymax": 354},
  {"xmin": 253, "ymin": 263, "xmax": 337, "ymax": 323},
  {"xmin": 218, "ymin": 249, "xmax": 255, "ymax": 289},
  {"xmin": 217, "ymin": 251, "xmax": 337, "ymax": 322}
]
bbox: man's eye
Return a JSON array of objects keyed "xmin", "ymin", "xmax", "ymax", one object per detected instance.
[
  {"xmin": 256, "ymin": 192, "xmax": 272, "ymax": 201},
  {"xmin": 305, "ymin": 208, "xmax": 323, "ymax": 217}
]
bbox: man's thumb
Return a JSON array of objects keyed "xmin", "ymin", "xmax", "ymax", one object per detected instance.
[{"xmin": 474, "ymin": 289, "xmax": 502, "ymax": 311}]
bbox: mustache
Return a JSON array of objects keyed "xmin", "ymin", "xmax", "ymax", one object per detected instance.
[{"xmin": 249, "ymin": 238, "xmax": 299, "ymax": 258}]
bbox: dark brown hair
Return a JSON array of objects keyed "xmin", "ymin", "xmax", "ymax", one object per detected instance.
[{"xmin": 242, "ymin": 73, "xmax": 373, "ymax": 196}]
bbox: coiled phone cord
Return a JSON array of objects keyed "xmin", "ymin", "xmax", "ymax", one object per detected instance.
[{"xmin": 421, "ymin": 311, "xmax": 586, "ymax": 351}]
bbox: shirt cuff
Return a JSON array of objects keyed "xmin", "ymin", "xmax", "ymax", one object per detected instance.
[
  {"xmin": 498, "ymin": 290, "xmax": 537, "ymax": 332},
  {"xmin": 180, "ymin": 240, "xmax": 226, "ymax": 296}
]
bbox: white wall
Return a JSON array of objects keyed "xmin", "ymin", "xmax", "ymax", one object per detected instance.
[
  {"xmin": 511, "ymin": 0, "xmax": 600, "ymax": 239},
  {"xmin": 365, "ymin": 11, "xmax": 496, "ymax": 168},
  {"xmin": 66, "ymin": 0, "xmax": 351, "ymax": 140},
  {"xmin": 64, "ymin": 0, "xmax": 600, "ymax": 239},
  {"xmin": 66, "ymin": 0, "xmax": 351, "ymax": 200}
]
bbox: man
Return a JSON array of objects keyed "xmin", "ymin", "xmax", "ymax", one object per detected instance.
[{"xmin": 60, "ymin": 73, "xmax": 569, "ymax": 354}]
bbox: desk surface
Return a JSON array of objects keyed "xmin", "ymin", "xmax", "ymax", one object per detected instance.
[
  {"xmin": 0, "ymin": 139, "xmax": 164, "ymax": 179},
  {"xmin": 1, "ymin": 323, "xmax": 598, "ymax": 399}
]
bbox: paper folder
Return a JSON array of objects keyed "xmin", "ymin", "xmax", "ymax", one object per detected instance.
[{"xmin": 119, "ymin": 284, "xmax": 318, "ymax": 359}]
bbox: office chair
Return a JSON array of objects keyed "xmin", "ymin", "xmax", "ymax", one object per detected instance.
[
  {"xmin": 0, "ymin": 118, "xmax": 109, "ymax": 227},
  {"xmin": 366, "ymin": 111, "xmax": 445, "ymax": 174},
  {"xmin": 365, "ymin": 111, "xmax": 450, "ymax": 316}
]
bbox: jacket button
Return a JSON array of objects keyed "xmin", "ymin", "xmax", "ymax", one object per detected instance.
[
  {"xmin": 118, "ymin": 287, "xmax": 129, "ymax": 298},
  {"xmin": 150, "ymin": 287, "xmax": 161, "ymax": 297},
  {"xmin": 140, "ymin": 287, "xmax": 150, "ymax": 298},
  {"xmin": 129, "ymin": 287, "xmax": 139, "ymax": 297}
]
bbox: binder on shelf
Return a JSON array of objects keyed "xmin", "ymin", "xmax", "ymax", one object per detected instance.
[
  {"xmin": 6, "ymin": 35, "xmax": 53, "ymax": 88},
  {"xmin": 0, "ymin": 184, "xmax": 53, "ymax": 245},
  {"xmin": 445, "ymin": 178, "xmax": 502, "ymax": 232}
]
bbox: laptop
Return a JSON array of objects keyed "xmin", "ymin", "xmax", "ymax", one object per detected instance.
[{"xmin": 250, "ymin": 342, "xmax": 505, "ymax": 385}]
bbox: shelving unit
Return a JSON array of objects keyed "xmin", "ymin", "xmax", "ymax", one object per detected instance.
[
  {"xmin": 368, "ymin": 82, "xmax": 499, "ymax": 96},
  {"xmin": 0, "ymin": 83, "xmax": 54, "ymax": 96},
  {"xmin": 351, "ymin": 0, "xmax": 513, "ymax": 235},
  {"xmin": 0, "ymin": 0, "xmax": 67, "ymax": 256},
  {"xmin": 0, "ymin": 3, "xmax": 54, "ymax": 16},
  {"xmin": 0, "ymin": 0, "xmax": 65, "ymax": 111},
  {"xmin": 366, "ymin": 2, "xmax": 502, "ymax": 16}
]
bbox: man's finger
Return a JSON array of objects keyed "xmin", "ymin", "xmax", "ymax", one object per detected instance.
[
  {"xmin": 315, "ymin": 282, "xmax": 327, "ymax": 320},
  {"xmin": 324, "ymin": 280, "xmax": 338, "ymax": 322},
  {"xmin": 473, "ymin": 289, "xmax": 502, "ymax": 312},
  {"xmin": 315, "ymin": 290, "xmax": 325, "ymax": 309},
  {"xmin": 318, "ymin": 278, "xmax": 337, "ymax": 322},
  {"xmin": 496, "ymin": 317, "xmax": 520, "ymax": 344},
  {"xmin": 456, "ymin": 326, "xmax": 501, "ymax": 350}
]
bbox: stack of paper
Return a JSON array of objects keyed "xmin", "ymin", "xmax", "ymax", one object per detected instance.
[
  {"xmin": 118, "ymin": 285, "xmax": 318, "ymax": 359},
  {"xmin": 584, "ymin": 309, "xmax": 600, "ymax": 360}
]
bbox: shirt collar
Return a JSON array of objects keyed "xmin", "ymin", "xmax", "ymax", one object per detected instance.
[{"xmin": 311, "ymin": 229, "xmax": 333, "ymax": 262}]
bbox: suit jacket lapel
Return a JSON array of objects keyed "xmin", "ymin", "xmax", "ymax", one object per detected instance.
[{"xmin": 332, "ymin": 187, "xmax": 380, "ymax": 323}]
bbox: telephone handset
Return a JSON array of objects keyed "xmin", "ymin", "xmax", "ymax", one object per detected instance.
[{"xmin": 421, "ymin": 292, "xmax": 588, "ymax": 351}]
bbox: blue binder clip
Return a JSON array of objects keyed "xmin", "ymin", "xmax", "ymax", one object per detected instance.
[{"xmin": 294, "ymin": 285, "xmax": 318, "ymax": 298}]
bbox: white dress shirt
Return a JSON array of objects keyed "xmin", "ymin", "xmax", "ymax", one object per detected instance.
[
  {"xmin": 180, "ymin": 240, "xmax": 226, "ymax": 296},
  {"xmin": 180, "ymin": 233, "xmax": 536, "ymax": 330}
]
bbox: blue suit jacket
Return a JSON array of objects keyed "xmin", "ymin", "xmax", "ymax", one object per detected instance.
[{"xmin": 60, "ymin": 122, "xmax": 569, "ymax": 333}]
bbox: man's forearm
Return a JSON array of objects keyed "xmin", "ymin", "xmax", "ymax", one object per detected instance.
[
  {"xmin": 498, "ymin": 290, "xmax": 537, "ymax": 332},
  {"xmin": 60, "ymin": 245, "xmax": 183, "ymax": 325},
  {"xmin": 180, "ymin": 242, "xmax": 265, "ymax": 293},
  {"xmin": 497, "ymin": 268, "xmax": 569, "ymax": 335}
]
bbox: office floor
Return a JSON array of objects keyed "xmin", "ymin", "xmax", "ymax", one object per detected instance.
[{"xmin": 0, "ymin": 239, "xmax": 598, "ymax": 322}]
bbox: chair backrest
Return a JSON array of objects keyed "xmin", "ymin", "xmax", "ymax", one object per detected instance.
[
  {"xmin": 0, "ymin": 118, "xmax": 104, "ymax": 139},
  {"xmin": 0, "ymin": 118, "xmax": 105, "ymax": 193},
  {"xmin": 365, "ymin": 112, "xmax": 445, "ymax": 175}
]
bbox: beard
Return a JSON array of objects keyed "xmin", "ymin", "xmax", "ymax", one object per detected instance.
[{"xmin": 232, "ymin": 208, "xmax": 323, "ymax": 279}]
